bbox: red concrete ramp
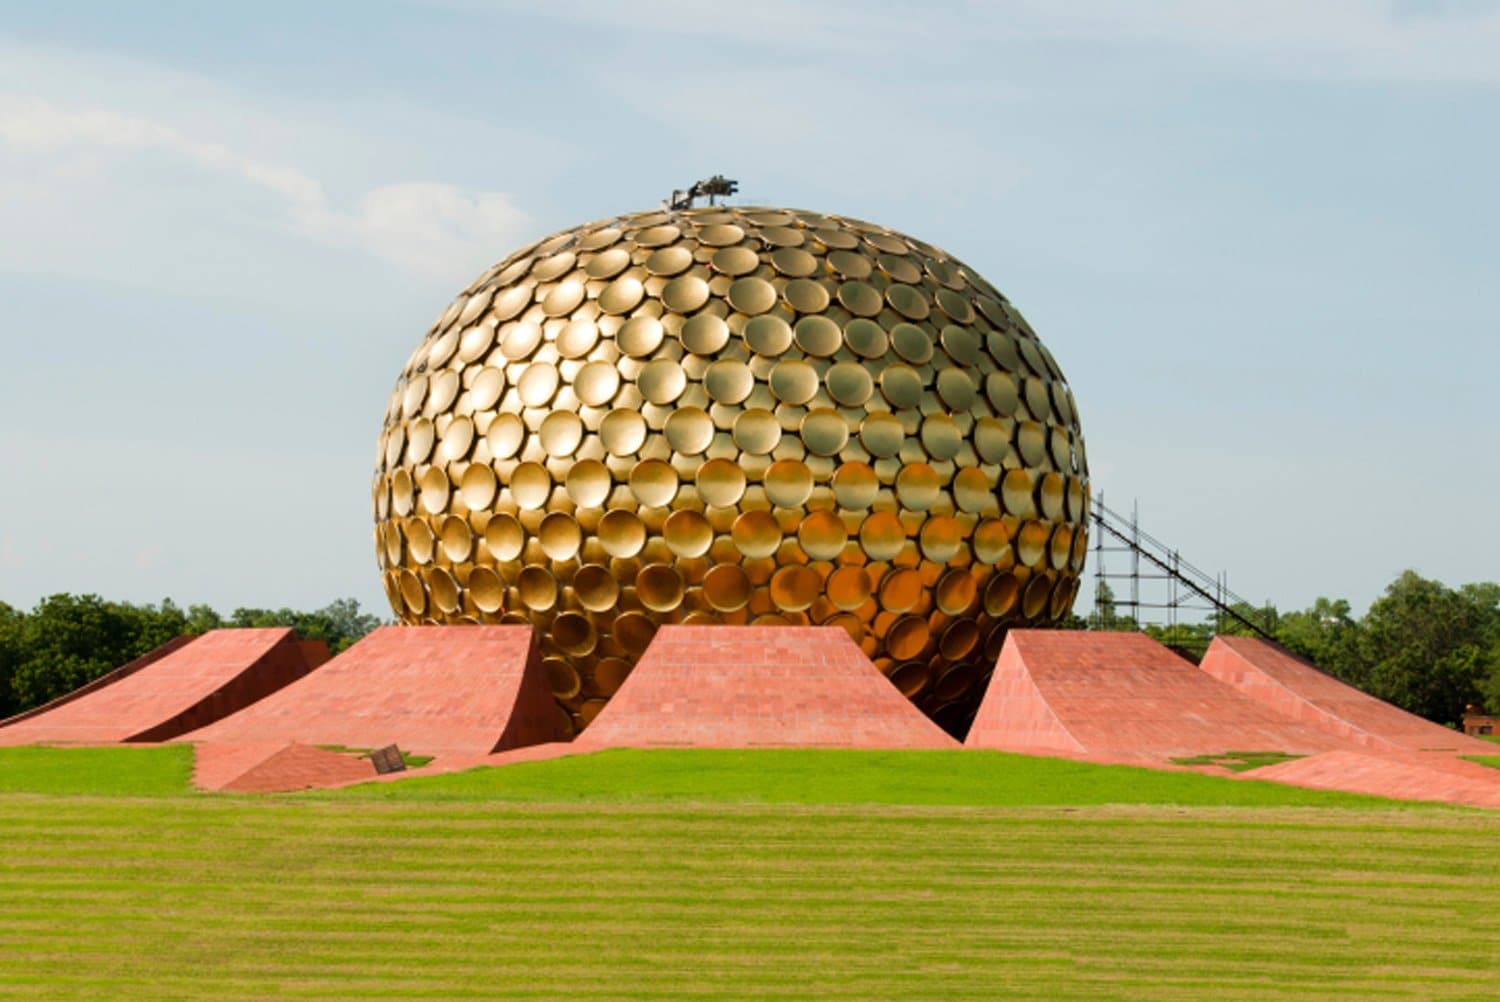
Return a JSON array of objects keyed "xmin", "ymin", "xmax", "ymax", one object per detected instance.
[
  {"xmin": 1200, "ymin": 636, "xmax": 1494, "ymax": 754},
  {"xmin": 965, "ymin": 631, "xmax": 1345, "ymax": 762},
  {"xmin": 0, "ymin": 629, "xmax": 314, "ymax": 746},
  {"xmin": 1245, "ymin": 750, "xmax": 1500, "ymax": 809},
  {"xmin": 180, "ymin": 625, "xmax": 563, "ymax": 758},
  {"xmin": 217, "ymin": 743, "xmax": 377, "ymax": 793},
  {"xmin": 580, "ymin": 626, "xmax": 957, "ymax": 749}
]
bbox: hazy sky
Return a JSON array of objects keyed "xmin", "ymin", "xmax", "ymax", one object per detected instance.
[{"xmin": 1, "ymin": 1, "xmax": 1496, "ymax": 622}]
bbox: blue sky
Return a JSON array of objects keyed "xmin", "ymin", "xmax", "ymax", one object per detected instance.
[{"xmin": 0, "ymin": 0, "xmax": 1496, "ymax": 621}]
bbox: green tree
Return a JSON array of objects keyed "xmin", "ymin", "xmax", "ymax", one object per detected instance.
[
  {"xmin": 227, "ymin": 598, "xmax": 380, "ymax": 653},
  {"xmin": 8, "ymin": 594, "xmax": 145, "ymax": 709},
  {"xmin": 184, "ymin": 603, "xmax": 224, "ymax": 635},
  {"xmin": 1145, "ymin": 620, "xmax": 1214, "ymax": 655},
  {"xmin": 1274, "ymin": 597, "xmax": 1359, "ymax": 681},
  {"xmin": 1088, "ymin": 581, "xmax": 1138, "ymax": 631},
  {"xmin": 1353, "ymin": 571, "xmax": 1496, "ymax": 726},
  {"xmin": 0, "ymin": 601, "xmax": 22, "ymax": 717},
  {"xmin": 1213, "ymin": 600, "xmax": 1278, "ymax": 639}
]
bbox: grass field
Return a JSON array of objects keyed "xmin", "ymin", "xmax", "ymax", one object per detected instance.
[
  {"xmin": 334, "ymin": 747, "xmax": 1398, "ymax": 807},
  {"xmin": 1, "ymin": 746, "xmax": 1496, "ymax": 999}
]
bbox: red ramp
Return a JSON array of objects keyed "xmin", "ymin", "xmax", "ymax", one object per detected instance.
[
  {"xmin": 197, "ymin": 742, "xmax": 381, "ymax": 793},
  {"xmin": 0, "ymin": 629, "xmax": 314, "ymax": 746},
  {"xmin": 580, "ymin": 626, "xmax": 957, "ymax": 749},
  {"xmin": 965, "ymin": 631, "xmax": 1345, "ymax": 762},
  {"xmin": 1245, "ymin": 750, "xmax": 1500, "ymax": 809},
  {"xmin": 1200, "ymin": 636, "xmax": 1494, "ymax": 754},
  {"xmin": 180, "ymin": 625, "xmax": 563, "ymax": 758}
]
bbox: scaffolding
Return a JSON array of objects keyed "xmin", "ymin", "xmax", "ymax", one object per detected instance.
[{"xmin": 1089, "ymin": 493, "xmax": 1275, "ymax": 656}]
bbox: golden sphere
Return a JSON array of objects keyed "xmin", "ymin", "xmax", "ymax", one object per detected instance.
[{"xmin": 373, "ymin": 205, "xmax": 1089, "ymax": 736}]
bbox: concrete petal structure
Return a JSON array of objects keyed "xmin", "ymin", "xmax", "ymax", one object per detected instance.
[
  {"xmin": 964, "ymin": 630, "xmax": 1344, "ymax": 762},
  {"xmin": 1199, "ymin": 636, "xmax": 1495, "ymax": 754},
  {"xmin": 180, "ymin": 625, "xmax": 565, "ymax": 760},
  {"xmin": 580, "ymin": 625, "xmax": 958, "ymax": 749},
  {"xmin": 0, "ymin": 629, "xmax": 318, "ymax": 746}
]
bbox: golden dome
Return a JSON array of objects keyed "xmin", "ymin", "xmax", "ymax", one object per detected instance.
[{"xmin": 373, "ymin": 205, "xmax": 1089, "ymax": 736}]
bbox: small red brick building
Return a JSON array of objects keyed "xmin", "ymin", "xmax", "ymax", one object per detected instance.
[{"xmin": 1462, "ymin": 705, "xmax": 1498, "ymax": 738}]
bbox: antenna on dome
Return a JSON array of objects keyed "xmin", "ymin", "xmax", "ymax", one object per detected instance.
[{"xmin": 666, "ymin": 175, "xmax": 739, "ymax": 210}]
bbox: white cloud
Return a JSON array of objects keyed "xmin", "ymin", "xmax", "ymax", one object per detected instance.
[
  {"xmin": 346, "ymin": 182, "xmax": 527, "ymax": 280},
  {"xmin": 0, "ymin": 94, "xmax": 528, "ymax": 281}
]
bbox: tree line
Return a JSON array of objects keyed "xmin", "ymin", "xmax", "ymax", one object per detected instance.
[
  {"xmin": 0, "ymin": 595, "xmax": 382, "ymax": 718},
  {"xmin": 1083, "ymin": 569, "xmax": 1500, "ymax": 727}
]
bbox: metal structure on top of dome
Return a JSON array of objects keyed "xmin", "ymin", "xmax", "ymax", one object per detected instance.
[
  {"xmin": 372, "ymin": 196, "xmax": 1090, "ymax": 736},
  {"xmin": 667, "ymin": 175, "xmax": 739, "ymax": 211}
]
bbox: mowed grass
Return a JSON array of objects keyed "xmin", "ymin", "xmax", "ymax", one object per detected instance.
[
  {"xmin": 0, "ymin": 744, "xmax": 193, "ymax": 796},
  {"xmin": 335, "ymin": 747, "xmax": 1399, "ymax": 808},
  {"xmin": 1, "ymin": 747, "xmax": 1496, "ymax": 999}
]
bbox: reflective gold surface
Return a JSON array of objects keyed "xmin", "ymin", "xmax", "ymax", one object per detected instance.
[{"xmin": 374, "ymin": 205, "xmax": 1089, "ymax": 736}]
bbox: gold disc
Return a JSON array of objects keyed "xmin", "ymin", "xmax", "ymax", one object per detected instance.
[
  {"xmin": 732, "ymin": 510, "xmax": 782, "ymax": 559},
  {"xmin": 703, "ymin": 564, "xmax": 752, "ymax": 611},
  {"xmin": 517, "ymin": 565, "xmax": 558, "ymax": 611},
  {"xmin": 859, "ymin": 512, "xmax": 906, "ymax": 562},
  {"xmin": 697, "ymin": 458, "xmax": 748, "ymax": 507},
  {"xmin": 563, "ymin": 459, "xmax": 612, "ymax": 508},
  {"xmin": 629, "ymin": 459, "xmax": 679, "ymax": 507},
  {"xmin": 663, "ymin": 509, "xmax": 714, "ymax": 558},
  {"xmin": 769, "ymin": 565, "xmax": 820, "ymax": 612},
  {"xmin": 617, "ymin": 316, "xmax": 665, "ymax": 357},
  {"xmin": 732, "ymin": 409, "xmax": 782, "ymax": 454},
  {"xmin": 573, "ymin": 563, "xmax": 620, "ymax": 612},
  {"xmin": 664, "ymin": 407, "xmax": 716, "ymax": 455},
  {"xmin": 538, "ymin": 511, "xmax": 582, "ymax": 561},
  {"xmin": 599, "ymin": 409, "xmax": 648, "ymax": 456},
  {"xmin": 830, "ymin": 462, "xmax": 878, "ymax": 509},
  {"xmin": 744, "ymin": 314, "xmax": 793, "ymax": 356},
  {"xmin": 681, "ymin": 313, "xmax": 730, "ymax": 355},
  {"xmin": 484, "ymin": 513, "xmax": 524, "ymax": 561},
  {"xmin": 764, "ymin": 460, "xmax": 814, "ymax": 508},
  {"xmin": 598, "ymin": 509, "xmax": 646, "ymax": 558},
  {"xmin": 826, "ymin": 566, "xmax": 872, "ymax": 610},
  {"xmin": 636, "ymin": 563, "xmax": 685, "ymax": 612},
  {"xmin": 798, "ymin": 510, "xmax": 848, "ymax": 560}
]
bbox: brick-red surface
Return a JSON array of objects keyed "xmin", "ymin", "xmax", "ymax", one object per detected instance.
[
  {"xmin": 580, "ymin": 626, "xmax": 957, "ymax": 749},
  {"xmin": 218, "ymin": 743, "xmax": 376, "ymax": 793},
  {"xmin": 192, "ymin": 741, "xmax": 292, "ymax": 791},
  {"xmin": 299, "ymin": 640, "xmax": 332, "ymax": 671},
  {"xmin": 0, "ymin": 629, "xmax": 312, "ymax": 746},
  {"xmin": 1200, "ymin": 636, "xmax": 1495, "ymax": 754},
  {"xmin": 965, "ymin": 630, "xmax": 1345, "ymax": 761},
  {"xmin": 1246, "ymin": 750, "xmax": 1500, "ymax": 809},
  {"xmin": 180, "ymin": 625, "xmax": 563, "ymax": 758}
]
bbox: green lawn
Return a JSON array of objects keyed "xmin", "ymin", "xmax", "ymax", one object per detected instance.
[
  {"xmin": 0, "ymin": 745, "xmax": 1495, "ymax": 999},
  {"xmin": 332, "ymin": 747, "xmax": 1399, "ymax": 808},
  {"xmin": 1169, "ymin": 750, "xmax": 1305, "ymax": 773},
  {"xmin": 0, "ymin": 744, "xmax": 193, "ymax": 796}
]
